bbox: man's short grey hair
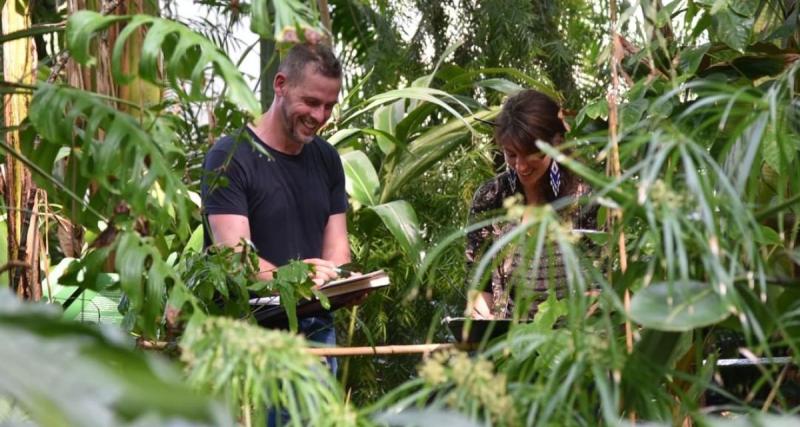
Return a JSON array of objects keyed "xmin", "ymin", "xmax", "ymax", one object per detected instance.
[{"xmin": 278, "ymin": 44, "xmax": 342, "ymax": 83}]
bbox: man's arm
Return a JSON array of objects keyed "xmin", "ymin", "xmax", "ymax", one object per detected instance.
[
  {"xmin": 207, "ymin": 214, "xmax": 339, "ymax": 284},
  {"xmin": 207, "ymin": 214, "xmax": 277, "ymax": 281},
  {"xmin": 321, "ymin": 212, "xmax": 350, "ymax": 266}
]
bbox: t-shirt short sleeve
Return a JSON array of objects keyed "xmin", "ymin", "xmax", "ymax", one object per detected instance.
[{"xmin": 202, "ymin": 142, "xmax": 249, "ymax": 216}]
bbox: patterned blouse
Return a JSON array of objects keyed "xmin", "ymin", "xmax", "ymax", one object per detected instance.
[{"xmin": 465, "ymin": 171, "xmax": 597, "ymax": 318}]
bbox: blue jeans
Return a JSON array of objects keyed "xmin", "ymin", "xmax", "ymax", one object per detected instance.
[
  {"xmin": 298, "ymin": 313, "xmax": 337, "ymax": 375},
  {"xmin": 266, "ymin": 314, "xmax": 337, "ymax": 427}
]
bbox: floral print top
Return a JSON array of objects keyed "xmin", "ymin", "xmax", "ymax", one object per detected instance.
[{"xmin": 465, "ymin": 170, "xmax": 597, "ymax": 318}]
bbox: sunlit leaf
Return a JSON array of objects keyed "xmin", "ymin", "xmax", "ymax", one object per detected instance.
[
  {"xmin": 371, "ymin": 200, "xmax": 423, "ymax": 264},
  {"xmin": 341, "ymin": 150, "xmax": 380, "ymax": 207},
  {"xmin": 67, "ymin": 11, "xmax": 259, "ymax": 117},
  {"xmin": 713, "ymin": 7, "xmax": 752, "ymax": 52}
]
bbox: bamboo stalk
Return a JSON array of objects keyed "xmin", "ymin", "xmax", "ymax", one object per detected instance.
[
  {"xmin": 607, "ymin": 0, "xmax": 632, "ymax": 355},
  {"xmin": 307, "ymin": 343, "xmax": 476, "ymax": 356},
  {"xmin": 608, "ymin": 0, "xmax": 634, "ymax": 422},
  {"xmin": 138, "ymin": 340, "xmax": 475, "ymax": 356}
]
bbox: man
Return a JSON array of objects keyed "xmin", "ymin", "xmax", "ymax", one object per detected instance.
[{"xmin": 201, "ymin": 43, "xmax": 349, "ymax": 372}]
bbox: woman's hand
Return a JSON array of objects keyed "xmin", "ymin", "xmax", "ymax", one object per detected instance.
[{"xmin": 466, "ymin": 290, "xmax": 495, "ymax": 320}]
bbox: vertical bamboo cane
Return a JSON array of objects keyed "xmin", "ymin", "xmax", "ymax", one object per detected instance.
[
  {"xmin": 608, "ymin": 0, "xmax": 634, "ymax": 423},
  {"xmin": 607, "ymin": 0, "xmax": 631, "ymax": 354}
]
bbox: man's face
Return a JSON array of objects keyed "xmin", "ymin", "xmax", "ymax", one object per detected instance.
[{"xmin": 277, "ymin": 64, "xmax": 341, "ymax": 145}]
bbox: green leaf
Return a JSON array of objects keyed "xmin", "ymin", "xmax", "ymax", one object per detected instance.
[
  {"xmin": 621, "ymin": 99, "xmax": 648, "ymax": 130},
  {"xmin": 713, "ymin": 7, "xmax": 753, "ymax": 52},
  {"xmin": 0, "ymin": 291, "xmax": 231, "ymax": 426},
  {"xmin": 630, "ymin": 281, "xmax": 731, "ymax": 331},
  {"xmin": 182, "ymin": 225, "xmax": 205, "ymax": 255},
  {"xmin": 327, "ymin": 127, "xmax": 361, "ymax": 146},
  {"xmin": 381, "ymin": 108, "xmax": 499, "ymax": 203},
  {"xmin": 475, "ymin": 78, "xmax": 524, "ymax": 95},
  {"xmin": 249, "ymin": 0, "xmax": 272, "ymax": 39},
  {"xmin": 728, "ymin": 0, "xmax": 757, "ymax": 17},
  {"xmin": 273, "ymin": 261, "xmax": 315, "ymax": 332},
  {"xmin": 341, "ymin": 150, "xmax": 380, "ymax": 207},
  {"xmin": 755, "ymin": 224, "xmax": 782, "ymax": 245},
  {"xmin": 373, "ymin": 102, "xmax": 404, "ymax": 154},
  {"xmin": 348, "ymin": 87, "xmax": 475, "ymax": 135},
  {"xmin": 65, "ymin": 11, "xmax": 127, "ymax": 66},
  {"xmin": 371, "ymin": 200, "xmax": 423, "ymax": 265},
  {"xmin": 0, "ymin": 22, "xmax": 63, "ymax": 44},
  {"xmin": 585, "ymin": 98, "xmax": 609, "ymax": 120},
  {"xmin": 28, "ymin": 84, "xmax": 192, "ymax": 234},
  {"xmin": 66, "ymin": 11, "xmax": 259, "ymax": 117},
  {"xmin": 679, "ymin": 44, "xmax": 711, "ymax": 75}
]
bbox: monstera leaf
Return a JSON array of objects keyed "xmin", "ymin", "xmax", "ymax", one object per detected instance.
[{"xmin": 66, "ymin": 11, "xmax": 259, "ymax": 116}]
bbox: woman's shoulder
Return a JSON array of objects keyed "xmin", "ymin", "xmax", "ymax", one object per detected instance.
[{"xmin": 470, "ymin": 171, "xmax": 517, "ymax": 214}]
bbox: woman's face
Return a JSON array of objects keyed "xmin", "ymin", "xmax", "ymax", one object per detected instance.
[{"xmin": 502, "ymin": 142, "xmax": 551, "ymax": 188}]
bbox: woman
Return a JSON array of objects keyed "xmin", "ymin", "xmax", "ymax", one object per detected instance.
[{"xmin": 465, "ymin": 89, "xmax": 596, "ymax": 320}]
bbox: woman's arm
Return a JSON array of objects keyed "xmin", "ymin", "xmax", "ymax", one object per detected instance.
[{"xmin": 466, "ymin": 290, "xmax": 494, "ymax": 319}]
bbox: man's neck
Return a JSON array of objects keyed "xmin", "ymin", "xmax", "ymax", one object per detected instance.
[{"xmin": 248, "ymin": 109, "xmax": 305, "ymax": 155}]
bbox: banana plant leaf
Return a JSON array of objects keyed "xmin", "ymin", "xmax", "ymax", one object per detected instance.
[
  {"xmin": 341, "ymin": 150, "xmax": 380, "ymax": 207},
  {"xmin": 371, "ymin": 200, "xmax": 423, "ymax": 265}
]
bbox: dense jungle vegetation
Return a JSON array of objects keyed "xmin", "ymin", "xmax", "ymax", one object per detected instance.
[{"xmin": 2, "ymin": 0, "xmax": 800, "ymax": 426}]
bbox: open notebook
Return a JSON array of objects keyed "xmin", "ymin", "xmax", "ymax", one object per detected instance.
[
  {"xmin": 250, "ymin": 270, "xmax": 390, "ymax": 328},
  {"xmin": 249, "ymin": 270, "xmax": 389, "ymax": 305}
]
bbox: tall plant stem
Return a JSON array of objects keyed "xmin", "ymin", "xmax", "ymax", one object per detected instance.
[
  {"xmin": 608, "ymin": 0, "xmax": 632, "ymax": 354},
  {"xmin": 609, "ymin": 0, "xmax": 636, "ymax": 423},
  {"xmin": 340, "ymin": 306, "xmax": 359, "ymax": 388},
  {"xmin": 318, "ymin": 0, "xmax": 332, "ymax": 42}
]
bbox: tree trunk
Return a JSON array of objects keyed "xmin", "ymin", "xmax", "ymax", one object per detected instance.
[{"xmin": 2, "ymin": 0, "xmax": 41, "ymax": 300}]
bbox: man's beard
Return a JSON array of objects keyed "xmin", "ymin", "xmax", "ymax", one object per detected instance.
[{"xmin": 281, "ymin": 102, "xmax": 315, "ymax": 144}]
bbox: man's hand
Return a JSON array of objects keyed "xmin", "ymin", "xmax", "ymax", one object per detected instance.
[{"xmin": 303, "ymin": 258, "xmax": 338, "ymax": 287}]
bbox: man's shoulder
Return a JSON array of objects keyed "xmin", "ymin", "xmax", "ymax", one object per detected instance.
[
  {"xmin": 309, "ymin": 136, "xmax": 340, "ymax": 157},
  {"xmin": 209, "ymin": 132, "xmax": 252, "ymax": 156}
]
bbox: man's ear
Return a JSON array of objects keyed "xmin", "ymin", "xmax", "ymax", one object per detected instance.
[{"xmin": 273, "ymin": 72, "xmax": 289, "ymax": 97}]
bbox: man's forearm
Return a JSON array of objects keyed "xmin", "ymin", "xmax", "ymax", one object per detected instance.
[{"xmin": 256, "ymin": 257, "xmax": 278, "ymax": 281}]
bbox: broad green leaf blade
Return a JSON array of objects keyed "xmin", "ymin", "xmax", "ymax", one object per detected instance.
[
  {"xmin": 373, "ymin": 101, "xmax": 404, "ymax": 154},
  {"xmin": 475, "ymin": 78, "xmax": 524, "ymax": 95},
  {"xmin": 250, "ymin": 0, "xmax": 272, "ymax": 39},
  {"xmin": 347, "ymin": 87, "xmax": 475, "ymax": 134},
  {"xmin": 371, "ymin": 200, "xmax": 423, "ymax": 265},
  {"xmin": 341, "ymin": 150, "xmax": 380, "ymax": 207},
  {"xmin": 630, "ymin": 281, "xmax": 731, "ymax": 331},
  {"xmin": 65, "ymin": 11, "xmax": 127, "ymax": 66},
  {"xmin": 381, "ymin": 108, "xmax": 499, "ymax": 203},
  {"xmin": 327, "ymin": 128, "xmax": 361, "ymax": 146},
  {"xmin": 713, "ymin": 7, "xmax": 753, "ymax": 52},
  {"xmin": 183, "ymin": 225, "xmax": 205, "ymax": 255}
]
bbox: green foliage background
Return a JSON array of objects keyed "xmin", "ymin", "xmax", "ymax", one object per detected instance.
[{"xmin": 1, "ymin": 0, "xmax": 800, "ymax": 426}]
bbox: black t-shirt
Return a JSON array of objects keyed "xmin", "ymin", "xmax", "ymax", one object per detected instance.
[{"xmin": 201, "ymin": 128, "xmax": 348, "ymax": 266}]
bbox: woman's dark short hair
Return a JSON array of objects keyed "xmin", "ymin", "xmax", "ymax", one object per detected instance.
[
  {"xmin": 278, "ymin": 44, "xmax": 342, "ymax": 84},
  {"xmin": 495, "ymin": 90, "xmax": 566, "ymax": 154}
]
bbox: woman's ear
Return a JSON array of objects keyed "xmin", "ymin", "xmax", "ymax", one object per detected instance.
[
  {"xmin": 557, "ymin": 109, "xmax": 572, "ymax": 132},
  {"xmin": 551, "ymin": 133, "xmax": 564, "ymax": 146}
]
